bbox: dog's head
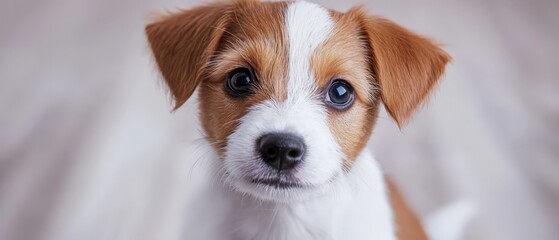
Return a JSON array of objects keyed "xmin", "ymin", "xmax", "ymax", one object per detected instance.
[{"xmin": 146, "ymin": 0, "xmax": 449, "ymax": 202}]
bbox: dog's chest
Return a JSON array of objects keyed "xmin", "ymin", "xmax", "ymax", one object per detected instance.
[
  {"xmin": 219, "ymin": 192, "xmax": 383, "ymax": 240},
  {"xmin": 229, "ymin": 202, "xmax": 335, "ymax": 240},
  {"xmin": 183, "ymin": 153, "xmax": 395, "ymax": 240}
]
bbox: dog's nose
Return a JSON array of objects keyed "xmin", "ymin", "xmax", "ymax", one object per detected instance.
[{"xmin": 258, "ymin": 133, "xmax": 306, "ymax": 171}]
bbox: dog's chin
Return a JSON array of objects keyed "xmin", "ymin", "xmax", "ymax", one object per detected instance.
[{"xmin": 226, "ymin": 175, "xmax": 338, "ymax": 203}]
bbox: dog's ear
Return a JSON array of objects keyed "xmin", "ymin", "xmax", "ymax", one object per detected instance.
[
  {"xmin": 145, "ymin": 3, "xmax": 233, "ymax": 109},
  {"xmin": 355, "ymin": 10, "xmax": 451, "ymax": 127}
]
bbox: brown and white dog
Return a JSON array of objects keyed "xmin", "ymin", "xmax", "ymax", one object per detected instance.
[{"xmin": 146, "ymin": 0, "xmax": 450, "ymax": 239}]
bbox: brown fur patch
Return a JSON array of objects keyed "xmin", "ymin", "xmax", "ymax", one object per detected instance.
[
  {"xmin": 350, "ymin": 8, "xmax": 451, "ymax": 127},
  {"xmin": 311, "ymin": 11, "xmax": 380, "ymax": 167},
  {"xmin": 145, "ymin": 2, "xmax": 234, "ymax": 109},
  {"xmin": 146, "ymin": 1, "xmax": 289, "ymax": 155},
  {"xmin": 312, "ymin": 8, "xmax": 450, "ymax": 167},
  {"xmin": 387, "ymin": 178, "xmax": 429, "ymax": 240},
  {"xmin": 198, "ymin": 1, "xmax": 289, "ymax": 154}
]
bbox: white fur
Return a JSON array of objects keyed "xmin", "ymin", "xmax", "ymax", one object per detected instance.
[
  {"xmin": 285, "ymin": 1, "xmax": 334, "ymax": 102},
  {"xmin": 183, "ymin": 140, "xmax": 395, "ymax": 240},
  {"xmin": 224, "ymin": 99, "xmax": 343, "ymax": 202},
  {"xmin": 184, "ymin": 1, "xmax": 396, "ymax": 239}
]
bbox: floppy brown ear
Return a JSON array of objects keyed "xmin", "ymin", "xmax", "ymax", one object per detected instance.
[
  {"xmin": 145, "ymin": 3, "xmax": 233, "ymax": 109},
  {"xmin": 357, "ymin": 12, "xmax": 451, "ymax": 127}
]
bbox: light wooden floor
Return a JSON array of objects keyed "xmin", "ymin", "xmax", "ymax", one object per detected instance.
[{"xmin": 1, "ymin": 0, "xmax": 558, "ymax": 239}]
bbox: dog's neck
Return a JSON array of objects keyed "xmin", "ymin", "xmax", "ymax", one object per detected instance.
[{"xmin": 184, "ymin": 141, "xmax": 396, "ymax": 240}]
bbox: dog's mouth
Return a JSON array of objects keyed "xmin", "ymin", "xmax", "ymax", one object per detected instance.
[
  {"xmin": 250, "ymin": 178, "xmax": 304, "ymax": 189},
  {"xmin": 226, "ymin": 172, "xmax": 342, "ymax": 202},
  {"xmin": 249, "ymin": 173, "xmax": 340, "ymax": 190}
]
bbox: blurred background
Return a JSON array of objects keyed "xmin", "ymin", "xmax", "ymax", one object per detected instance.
[{"xmin": 1, "ymin": 0, "xmax": 558, "ymax": 239}]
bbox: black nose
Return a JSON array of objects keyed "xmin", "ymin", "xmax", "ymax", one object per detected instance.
[{"xmin": 258, "ymin": 133, "xmax": 306, "ymax": 171}]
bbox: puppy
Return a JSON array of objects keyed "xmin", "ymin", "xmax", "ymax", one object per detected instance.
[{"xmin": 146, "ymin": 0, "xmax": 450, "ymax": 239}]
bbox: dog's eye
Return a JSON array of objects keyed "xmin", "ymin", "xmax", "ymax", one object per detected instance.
[
  {"xmin": 225, "ymin": 68, "xmax": 254, "ymax": 97},
  {"xmin": 326, "ymin": 79, "xmax": 354, "ymax": 110}
]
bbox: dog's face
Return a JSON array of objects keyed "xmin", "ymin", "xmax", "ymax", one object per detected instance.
[{"xmin": 146, "ymin": 0, "xmax": 449, "ymax": 202}]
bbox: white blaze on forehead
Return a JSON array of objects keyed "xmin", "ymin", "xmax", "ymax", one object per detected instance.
[{"xmin": 285, "ymin": 1, "xmax": 334, "ymax": 100}]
